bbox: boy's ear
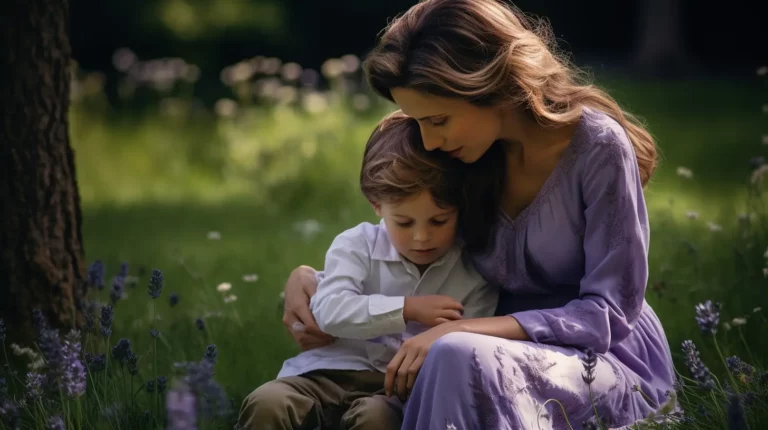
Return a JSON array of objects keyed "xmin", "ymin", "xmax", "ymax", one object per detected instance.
[{"xmin": 372, "ymin": 203, "xmax": 382, "ymax": 217}]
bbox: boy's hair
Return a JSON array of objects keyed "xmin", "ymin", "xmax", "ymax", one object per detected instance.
[
  {"xmin": 360, "ymin": 110, "xmax": 505, "ymax": 253},
  {"xmin": 360, "ymin": 110, "xmax": 463, "ymax": 209}
]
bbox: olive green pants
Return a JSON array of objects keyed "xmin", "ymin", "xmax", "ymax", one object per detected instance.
[{"xmin": 238, "ymin": 369, "xmax": 403, "ymax": 430}]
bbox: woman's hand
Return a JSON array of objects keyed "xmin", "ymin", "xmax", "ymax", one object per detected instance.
[
  {"xmin": 384, "ymin": 321, "xmax": 458, "ymax": 400},
  {"xmin": 282, "ymin": 265, "xmax": 335, "ymax": 350}
]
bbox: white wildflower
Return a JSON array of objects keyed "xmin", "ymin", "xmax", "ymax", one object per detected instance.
[
  {"xmin": 762, "ymin": 135, "xmax": 768, "ymax": 145},
  {"xmin": 758, "ymin": 66, "xmax": 768, "ymax": 76},
  {"xmin": 706, "ymin": 222, "xmax": 722, "ymax": 232},
  {"xmin": 751, "ymin": 164, "xmax": 768, "ymax": 184},
  {"xmin": 763, "ymin": 268, "xmax": 768, "ymax": 278},
  {"xmin": 753, "ymin": 307, "xmax": 762, "ymax": 313},
  {"xmin": 280, "ymin": 62, "xmax": 302, "ymax": 81},
  {"xmin": 294, "ymin": 219, "xmax": 323, "ymax": 239},
  {"xmin": 685, "ymin": 210, "xmax": 700, "ymax": 220},
  {"xmin": 216, "ymin": 282, "xmax": 232, "ymax": 293},
  {"xmin": 763, "ymin": 247, "xmax": 768, "ymax": 259},
  {"xmin": 302, "ymin": 92, "xmax": 329, "ymax": 114},
  {"xmin": 723, "ymin": 322, "xmax": 732, "ymax": 331},
  {"xmin": 446, "ymin": 424, "xmax": 458, "ymax": 430},
  {"xmin": 352, "ymin": 93, "xmax": 371, "ymax": 111},
  {"xmin": 223, "ymin": 294, "xmax": 238, "ymax": 304},
  {"xmin": 340, "ymin": 54, "xmax": 361, "ymax": 73},
  {"xmin": 676, "ymin": 167, "xmax": 693, "ymax": 179},
  {"xmin": 214, "ymin": 98, "xmax": 238, "ymax": 118},
  {"xmin": 731, "ymin": 317, "xmax": 747, "ymax": 326},
  {"xmin": 207, "ymin": 231, "xmax": 221, "ymax": 240},
  {"xmin": 242, "ymin": 274, "xmax": 259, "ymax": 282},
  {"xmin": 320, "ymin": 58, "xmax": 345, "ymax": 79},
  {"xmin": 279, "ymin": 291, "xmax": 286, "ymax": 300}
]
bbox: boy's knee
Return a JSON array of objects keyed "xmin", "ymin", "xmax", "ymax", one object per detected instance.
[
  {"xmin": 340, "ymin": 395, "xmax": 402, "ymax": 430},
  {"xmin": 238, "ymin": 382, "xmax": 314, "ymax": 430}
]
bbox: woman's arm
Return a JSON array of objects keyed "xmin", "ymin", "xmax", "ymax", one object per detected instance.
[
  {"xmin": 509, "ymin": 127, "xmax": 649, "ymax": 354},
  {"xmin": 282, "ymin": 265, "xmax": 335, "ymax": 351}
]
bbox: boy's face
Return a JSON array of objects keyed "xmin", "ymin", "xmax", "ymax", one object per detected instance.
[{"xmin": 374, "ymin": 190, "xmax": 459, "ymax": 267}]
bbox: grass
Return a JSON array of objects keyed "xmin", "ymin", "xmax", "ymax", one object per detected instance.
[{"xmin": 1, "ymin": 61, "xmax": 768, "ymax": 429}]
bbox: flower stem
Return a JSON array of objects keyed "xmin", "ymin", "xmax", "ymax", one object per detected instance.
[
  {"xmin": 713, "ymin": 335, "xmax": 740, "ymax": 394},
  {"xmin": 737, "ymin": 327, "xmax": 758, "ymax": 367},
  {"xmin": 153, "ymin": 299, "xmax": 158, "ymax": 419}
]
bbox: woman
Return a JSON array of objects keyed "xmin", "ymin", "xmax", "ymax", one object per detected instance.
[{"xmin": 279, "ymin": 0, "xmax": 676, "ymax": 428}]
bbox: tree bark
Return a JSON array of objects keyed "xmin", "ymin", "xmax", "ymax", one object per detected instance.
[
  {"xmin": 631, "ymin": 0, "xmax": 693, "ymax": 76},
  {"xmin": 0, "ymin": 0, "xmax": 86, "ymax": 341}
]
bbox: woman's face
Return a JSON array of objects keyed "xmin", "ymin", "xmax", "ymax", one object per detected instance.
[{"xmin": 391, "ymin": 87, "xmax": 503, "ymax": 163}]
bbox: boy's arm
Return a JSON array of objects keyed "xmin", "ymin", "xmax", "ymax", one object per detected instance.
[{"xmin": 310, "ymin": 228, "xmax": 407, "ymax": 339}]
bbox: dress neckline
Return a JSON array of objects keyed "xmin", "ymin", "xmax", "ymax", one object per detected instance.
[{"xmin": 499, "ymin": 106, "xmax": 591, "ymax": 227}]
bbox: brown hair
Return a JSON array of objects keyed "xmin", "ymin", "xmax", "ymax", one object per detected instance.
[
  {"xmin": 362, "ymin": 0, "xmax": 657, "ymax": 188},
  {"xmin": 361, "ymin": 110, "xmax": 504, "ymax": 252}
]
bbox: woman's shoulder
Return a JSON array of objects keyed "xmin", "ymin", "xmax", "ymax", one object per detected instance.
[
  {"xmin": 578, "ymin": 107, "xmax": 633, "ymax": 152},
  {"xmin": 573, "ymin": 106, "xmax": 637, "ymax": 172}
]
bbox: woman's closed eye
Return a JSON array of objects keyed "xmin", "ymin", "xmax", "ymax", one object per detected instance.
[
  {"xmin": 430, "ymin": 117, "xmax": 448, "ymax": 126},
  {"xmin": 431, "ymin": 219, "xmax": 448, "ymax": 226}
]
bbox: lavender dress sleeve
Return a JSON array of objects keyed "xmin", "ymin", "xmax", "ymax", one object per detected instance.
[{"xmin": 511, "ymin": 127, "xmax": 649, "ymax": 353}]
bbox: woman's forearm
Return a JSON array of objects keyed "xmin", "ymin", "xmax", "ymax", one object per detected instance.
[{"xmin": 447, "ymin": 316, "xmax": 532, "ymax": 341}]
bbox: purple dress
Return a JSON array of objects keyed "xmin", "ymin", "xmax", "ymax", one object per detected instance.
[{"xmin": 401, "ymin": 107, "xmax": 676, "ymax": 430}]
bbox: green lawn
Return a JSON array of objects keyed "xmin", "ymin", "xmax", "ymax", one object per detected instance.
[{"xmin": 4, "ymin": 76, "xmax": 767, "ymax": 429}]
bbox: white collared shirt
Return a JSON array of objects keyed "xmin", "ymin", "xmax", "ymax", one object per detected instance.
[{"xmin": 277, "ymin": 220, "xmax": 499, "ymax": 378}]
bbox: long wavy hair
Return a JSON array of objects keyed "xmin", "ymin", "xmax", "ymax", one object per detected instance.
[{"xmin": 362, "ymin": 0, "xmax": 658, "ymax": 188}]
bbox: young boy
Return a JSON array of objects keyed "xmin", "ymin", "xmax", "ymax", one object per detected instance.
[{"xmin": 238, "ymin": 111, "xmax": 499, "ymax": 430}]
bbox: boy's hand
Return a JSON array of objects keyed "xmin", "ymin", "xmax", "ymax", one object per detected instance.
[{"xmin": 403, "ymin": 295, "xmax": 463, "ymax": 327}]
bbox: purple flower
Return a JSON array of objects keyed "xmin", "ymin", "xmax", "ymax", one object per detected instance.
[
  {"xmin": 175, "ymin": 360, "xmax": 231, "ymax": 419},
  {"xmin": 110, "ymin": 276, "xmax": 124, "ymax": 305},
  {"xmin": 150, "ymin": 329, "xmax": 159, "ymax": 338},
  {"xmin": 100, "ymin": 305, "xmax": 114, "ymax": 338},
  {"xmin": 581, "ymin": 348, "xmax": 597, "ymax": 385},
  {"xmin": 127, "ymin": 352, "xmax": 138, "ymax": 376},
  {"xmin": 726, "ymin": 356, "xmax": 754, "ymax": 382},
  {"xmin": 38, "ymin": 329, "xmax": 64, "ymax": 375},
  {"xmin": 749, "ymin": 156, "xmax": 766, "ymax": 171},
  {"xmin": 25, "ymin": 373, "xmax": 45, "ymax": 401},
  {"xmin": 694, "ymin": 300, "xmax": 721, "ymax": 335},
  {"xmin": 62, "ymin": 330, "xmax": 86, "ymax": 398},
  {"xmin": 726, "ymin": 390, "xmax": 747, "ymax": 430},
  {"xmin": 0, "ymin": 398, "xmax": 21, "ymax": 430},
  {"xmin": 32, "ymin": 309, "xmax": 48, "ymax": 331},
  {"xmin": 88, "ymin": 260, "xmax": 106, "ymax": 290},
  {"xmin": 157, "ymin": 376, "xmax": 168, "ymax": 394},
  {"xmin": 682, "ymin": 340, "xmax": 715, "ymax": 390},
  {"xmin": 148, "ymin": 269, "xmax": 164, "ymax": 299},
  {"xmin": 166, "ymin": 382, "xmax": 197, "ymax": 430},
  {"xmin": 170, "ymin": 293, "xmax": 180, "ymax": 307},
  {"xmin": 146, "ymin": 379, "xmax": 156, "ymax": 393},
  {"xmin": 48, "ymin": 415, "xmax": 65, "ymax": 430},
  {"xmin": 203, "ymin": 345, "xmax": 217, "ymax": 365},
  {"xmin": 118, "ymin": 261, "xmax": 129, "ymax": 278},
  {"xmin": 85, "ymin": 353, "xmax": 106, "ymax": 373},
  {"xmin": 195, "ymin": 318, "xmax": 205, "ymax": 331},
  {"xmin": 111, "ymin": 338, "xmax": 132, "ymax": 365},
  {"xmin": 582, "ymin": 416, "xmax": 600, "ymax": 430}
]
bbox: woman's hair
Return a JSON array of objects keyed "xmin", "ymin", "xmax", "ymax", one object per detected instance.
[
  {"xmin": 362, "ymin": 0, "xmax": 658, "ymax": 188},
  {"xmin": 361, "ymin": 110, "xmax": 505, "ymax": 252}
]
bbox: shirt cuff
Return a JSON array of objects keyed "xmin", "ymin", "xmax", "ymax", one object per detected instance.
[
  {"xmin": 369, "ymin": 295, "xmax": 406, "ymax": 333},
  {"xmin": 510, "ymin": 309, "xmax": 555, "ymax": 345}
]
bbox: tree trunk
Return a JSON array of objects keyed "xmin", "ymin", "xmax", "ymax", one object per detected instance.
[
  {"xmin": 631, "ymin": 0, "xmax": 693, "ymax": 76},
  {"xmin": 0, "ymin": 0, "xmax": 86, "ymax": 341}
]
